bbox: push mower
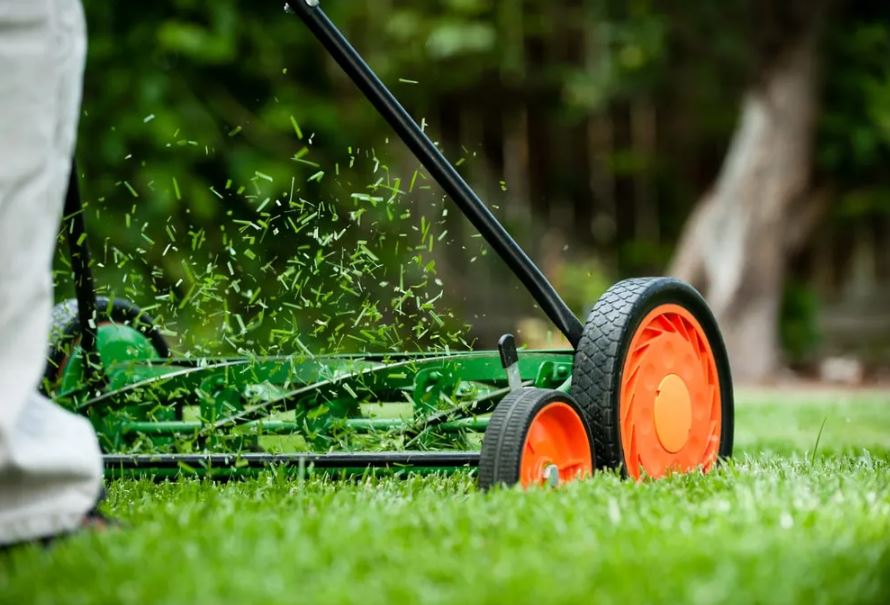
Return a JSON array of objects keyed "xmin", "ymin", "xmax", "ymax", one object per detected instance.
[{"xmin": 47, "ymin": 1, "xmax": 733, "ymax": 488}]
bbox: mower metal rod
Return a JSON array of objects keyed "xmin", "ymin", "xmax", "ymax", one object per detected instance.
[
  {"xmin": 103, "ymin": 451, "xmax": 479, "ymax": 469},
  {"xmin": 63, "ymin": 160, "xmax": 101, "ymax": 384},
  {"xmin": 121, "ymin": 417, "xmax": 490, "ymax": 435},
  {"xmin": 286, "ymin": 0, "xmax": 585, "ymax": 348}
]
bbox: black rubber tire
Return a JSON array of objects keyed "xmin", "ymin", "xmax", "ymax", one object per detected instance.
[
  {"xmin": 43, "ymin": 296, "xmax": 170, "ymax": 388},
  {"xmin": 571, "ymin": 277, "xmax": 734, "ymax": 473},
  {"xmin": 478, "ymin": 387, "xmax": 594, "ymax": 490}
]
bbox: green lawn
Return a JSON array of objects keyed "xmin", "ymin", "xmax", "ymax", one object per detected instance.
[{"xmin": 2, "ymin": 390, "xmax": 889, "ymax": 605}]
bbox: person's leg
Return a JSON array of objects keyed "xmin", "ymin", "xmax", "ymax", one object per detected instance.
[{"xmin": 0, "ymin": 0, "xmax": 103, "ymax": 545}]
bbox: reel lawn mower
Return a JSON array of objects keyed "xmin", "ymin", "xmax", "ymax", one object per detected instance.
[{"xmin": 46, "ymin": 0, "xmax": 733, "ymax": 488}]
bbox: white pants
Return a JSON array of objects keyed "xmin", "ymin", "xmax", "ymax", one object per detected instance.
[{"xmin": 0, "ymin": 0, "xmax": 102, "ymax": 545}]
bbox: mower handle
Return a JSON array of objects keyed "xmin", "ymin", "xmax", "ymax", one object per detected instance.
[{"xmin": 286, "ymin": 1, "xmax": 584, "ymax": 347}]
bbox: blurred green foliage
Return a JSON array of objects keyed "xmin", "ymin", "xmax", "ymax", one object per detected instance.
[
  {"xmin": 62, "ymin": 0, "xmax": 890, "ymax": 355},
  {"xmin": 780, "ymin": 280, "xmax": 821, "ymax": 364}
]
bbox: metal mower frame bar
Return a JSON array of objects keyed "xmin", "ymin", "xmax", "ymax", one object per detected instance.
[{"xmin": 105, "ymin": 451, "xmax": 480, "ymax": 470}]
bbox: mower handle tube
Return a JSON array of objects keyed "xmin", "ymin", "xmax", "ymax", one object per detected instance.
[
  {"xmin": 286, "ymin": 0, "xmax": 585, "ymax": 348},
  {"xmin": 63, "ymin": 160, "xmax": 101, "ymax": 385}
]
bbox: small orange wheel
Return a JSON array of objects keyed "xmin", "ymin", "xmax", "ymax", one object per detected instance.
[
  {"xmin": 572, "ymin": 278, "xmax": 733, "ymax": 479},
  {"xmin": 479, "ymin": 388, "xmax": 594, "ymax": 489}
]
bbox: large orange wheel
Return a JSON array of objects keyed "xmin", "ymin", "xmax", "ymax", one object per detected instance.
[
  {"xmin": 572, "ymin": 278, "xmax": 733, "ymax": 479},
  {"xmin": 479, "ymin": 388, "xmax": 594, "ymax": 489}
]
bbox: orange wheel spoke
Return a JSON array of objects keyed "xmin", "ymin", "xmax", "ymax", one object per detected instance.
[
  {"xmin": 527, "ymin": 423, "xmax": 558, "ymax": 462},
  {"xmin": 556, "ymin": 459, "xmax": 583, "ymax": 472},
  {"xmin": 621, "ymin": 391, "xmax": 636, "ymax": 424}
]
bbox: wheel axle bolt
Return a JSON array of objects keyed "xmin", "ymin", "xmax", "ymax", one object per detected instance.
[{"xmin": 544, "ymin": 464, "xmax": 560, "ymax": 487}]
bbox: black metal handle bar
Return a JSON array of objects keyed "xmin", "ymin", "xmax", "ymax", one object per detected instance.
[
  {"xmin": 63, "ymin": 161, "xmax": 101, "ymax": 385},
  {"xmin": 104, "ymin": 451, "xmax": 479, "ymax": 469},
  {"xmin": 286, "ymin": 0, "xmax": 584, "ymax": 348}
]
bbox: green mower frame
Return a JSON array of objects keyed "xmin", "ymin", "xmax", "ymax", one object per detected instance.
[{"xmin": 48, "ymin": 1, "xmax": 734, "ymax": 488}]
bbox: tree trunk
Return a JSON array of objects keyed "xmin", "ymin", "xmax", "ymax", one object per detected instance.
[{"xmin": 669, "ymin": 28, "xmax": 822, "ymax": 382}]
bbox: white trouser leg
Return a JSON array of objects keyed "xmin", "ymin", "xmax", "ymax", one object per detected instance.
[{"xmin": 0, "ymin": 0, "xmax": 102, "ymax": 545}]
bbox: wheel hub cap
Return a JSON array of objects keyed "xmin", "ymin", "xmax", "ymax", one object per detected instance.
[{"xmin": 653, "ymin": 373, "xmax": 692, "ymax": 453}]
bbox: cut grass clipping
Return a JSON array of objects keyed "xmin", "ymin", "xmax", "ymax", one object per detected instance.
[
  {"xmin": 59, "ymin": 139, "xmax": 475, "ymax": 358},
  {"xmin": 2, "ymin": 391, "xmax": 888, "ymax": 605}
]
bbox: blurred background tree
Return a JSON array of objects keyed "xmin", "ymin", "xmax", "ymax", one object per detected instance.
[{"xmin": 66, "ymin": 0, "xmax": 890, "ymax": 382}]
